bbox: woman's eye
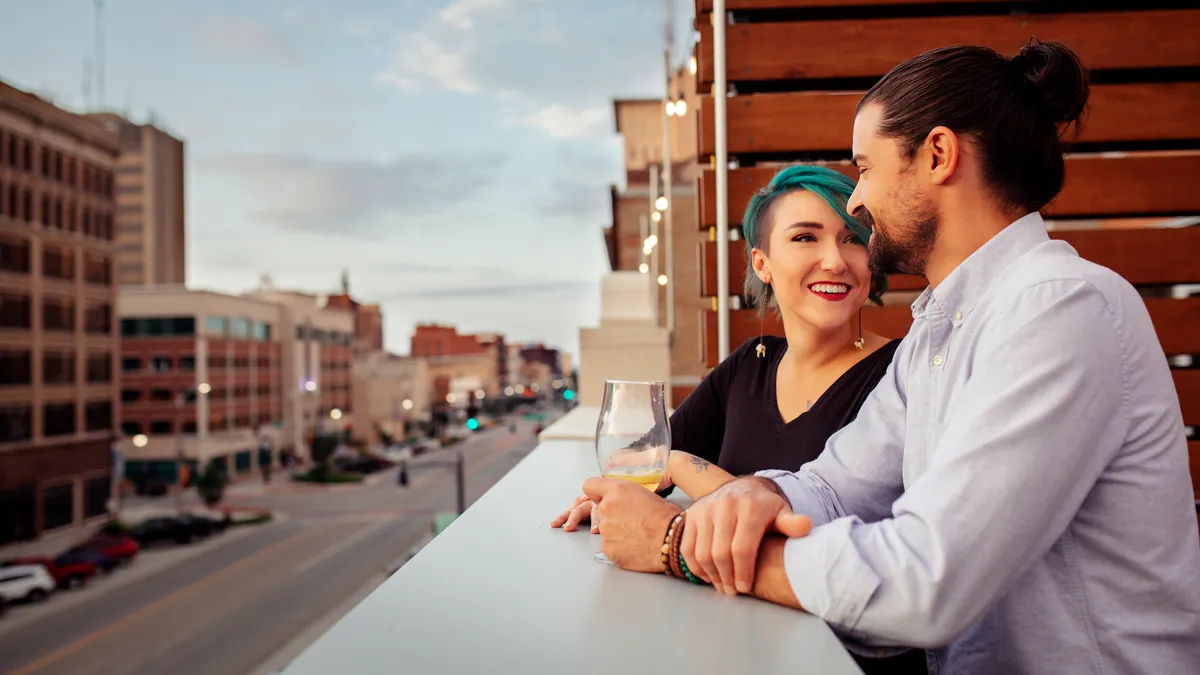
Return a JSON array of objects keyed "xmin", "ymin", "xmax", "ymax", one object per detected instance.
[
  {"xmin": 843, "ymin": 235, "xmax": 863, "ymax": 245},
  {"xmin": 792, "ymin": 234, "xmax": 816, "ymax": 243}
]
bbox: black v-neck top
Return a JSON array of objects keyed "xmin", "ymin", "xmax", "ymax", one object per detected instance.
[{"xmin": 669, "ymin": 336, "xmax": 902, "ymax": 477}]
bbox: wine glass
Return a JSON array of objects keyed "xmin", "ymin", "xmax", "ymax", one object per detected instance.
[{"xmin": 592, "ymin": 379, "xmax": 671, "ymax": 563}]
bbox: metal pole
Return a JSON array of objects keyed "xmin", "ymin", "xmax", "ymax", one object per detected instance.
[
  {"xmin": 648, "ymin": 164, "xmax": 660, "ymax": 323},
  {"xmin": 713, "ymin": 1, "xmax": 731, "ymax": 360},
  {"xmin": 455, "ymin": 450, "xmax": 465, "ymax": 514},
  {"xmin": 662, "ymin": 0, "xmax": 675, "ymax": 338},
  {"xmin": 94, "ymin": 0, "xmax": 105, "ymax": 109}
]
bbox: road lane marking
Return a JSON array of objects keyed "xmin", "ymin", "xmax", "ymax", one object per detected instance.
[
  {"xmin": 9, "ymin": 522, "xmax": 340, "ymax": 675},
  {"xmin": 293, "ymin": 520, "xmax": 393, "ymax": 575}
]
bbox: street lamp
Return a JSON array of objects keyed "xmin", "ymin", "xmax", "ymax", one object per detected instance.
[
  {"xmin": 197, "ymin": 382, "xmax": 211, "ymax": 395},
  {"xmin": 688, "ymin": 56, "xmax": 697, "ymax": 75},
  {"xmin": 665, "ymin": 101, "xmax": 676, "ymax": 116},
  {"xmin": 132, "ymin": 434, "xmax": 148, "ymax": 448},
  {"xmin": 655, "ymin": 196, "xmax": 668, "ymax": 211},
  {"xmin": 504, "ymin": 386, "xmax": 515, "ymax": 397},
  {"xmin": 474, "ymin": 389, "xmax": 485, "ymax": 400},
  {"xmin": 304, "ymin": 379, "xmax": 317, "ymax": 392},
  {"xmin": 673, "ymin": 99, "xmax": 687, "ymax": 116},
  {"xmin": 446, "ymin": 393, "xmax": 456, "ymax": 404},
  {"xmin": 638, "ymin": 263, "xmax": 649, "ymax": 274},
  {"xmin": 330, "ymin": 408, "xmax": 343, "ymax": 421},
  {"xmin": 658, "ymin": 274, "xmax": 669, "ymax": 286},
  {"xmin": 401, "ymin": 399, "xmax": 414, "ymax": 410}
]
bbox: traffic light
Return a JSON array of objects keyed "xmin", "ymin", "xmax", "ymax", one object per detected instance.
[
  {"xmin": 466, "ymin": 418, "xmax": 480, "ymax": 431},
  {"xmin": 563, "ymin": 389, "xmax": 575, "ymax": 401}
]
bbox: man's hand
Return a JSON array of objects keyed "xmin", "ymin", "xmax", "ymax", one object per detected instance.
[
  {"xmin": 582, "ymin": 477, "xmax": 682, "ymax": 573},
  {"xmin": 681, "ymin": 476, "xmax": 812, "ymax": 596}
]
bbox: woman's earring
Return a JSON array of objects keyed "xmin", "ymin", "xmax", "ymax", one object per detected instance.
[
  {"xmin": 854, "ymin": 306, "xmax": 865, "ymax": 350},
  {"xmin": 756, "ymin": 282, "xmax": 769, "ymax": 358}
]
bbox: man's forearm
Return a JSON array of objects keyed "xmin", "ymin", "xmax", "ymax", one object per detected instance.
[{"xmin": 750, "ymin": 536, "xmax": 803, "ymax": 610}]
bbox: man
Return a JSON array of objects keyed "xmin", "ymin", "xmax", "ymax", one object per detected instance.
[{"xmin": 584, "ymin": 41, "xmax": 1200, "ymax": 674}]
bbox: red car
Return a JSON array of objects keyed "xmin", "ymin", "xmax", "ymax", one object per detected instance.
[
  {"xmin": 5, "ymin": 556, "xmax": 96, "ymax": 589},
  {"xmin": 71, "ymin": 534, "xmax": 140, "ymax": 563}
]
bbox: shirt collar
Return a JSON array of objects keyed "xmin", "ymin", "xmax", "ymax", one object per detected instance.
[{"xmin": 910, "ymin": 212, "xmax": 1049, "ymax": 321}]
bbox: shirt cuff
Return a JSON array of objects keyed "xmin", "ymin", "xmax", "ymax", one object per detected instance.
[
  {"xmin": 782, "ymin": 516, "xmax": 880, "ymax": 637},
  {"xmin": 755, "ymin": 470, "xmax": 834, "ymax": 528}
]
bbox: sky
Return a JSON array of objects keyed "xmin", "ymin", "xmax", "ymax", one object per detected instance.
[{"xmin": 0, "ymin": 0, "xmax": 696, "ymax": 361}]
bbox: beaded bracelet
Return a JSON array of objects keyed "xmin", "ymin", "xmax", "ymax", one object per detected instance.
[
  {"xmin": 667, "ymin": 512, "xmax": 687, "ymax": 580},
  {"xmin": 678, "ymin": 553, "xmax": 705, "ymax": 585},
  {"xmin": 661, "ymin": 513, "xmax": 685, "ymax": 576}
]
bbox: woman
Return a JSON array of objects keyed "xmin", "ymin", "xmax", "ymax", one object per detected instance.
[{"xmin": 551, "ymin": 165, "xmax": 925, "ymax": 675}]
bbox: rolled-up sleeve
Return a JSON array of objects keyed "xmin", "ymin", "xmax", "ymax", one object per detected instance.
[{"xmin": 778, "ymin": 281, "xmax": 1128, "ymax": 648}]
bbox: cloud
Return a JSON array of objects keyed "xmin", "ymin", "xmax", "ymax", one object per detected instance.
[
  {"xmin": 439, "ymin": 0, "xmax": 511, "ymax": 30},
  {"xmin": 199, "ymin": 15, "xmax": 301, "ymax": 64},
  {"xmin": 205, "ymin": 152, "xmax": 507, "ymax": 236},
  {"xmin": 512, "ymin": 105, "xmax": 607, "ymax": 139},
  {"xmin": 378, "ymin": 33, "xmax": 481, "ymax": 94}
]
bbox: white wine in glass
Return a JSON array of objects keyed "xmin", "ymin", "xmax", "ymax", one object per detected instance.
[{"xmin": 593, "ymin": 379, "xmax": 671, "ymax": 563}]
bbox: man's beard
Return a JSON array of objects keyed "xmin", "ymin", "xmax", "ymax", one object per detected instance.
[{"xmin": 858, "ymin": 192, "xmax": 939, "ymax": 277}]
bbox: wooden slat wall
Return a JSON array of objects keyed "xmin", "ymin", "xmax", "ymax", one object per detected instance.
[
  {"xmin": 699, "ymin": 0, "xmax": 1030, "ymax": 10},
  {"xmin": 700, "ymin": 228, "xmax": 1200, "ymax": 296},
  {"xmin": 704, "ymin": 299, "xmax": 1200, "ymax": 366},
  {"xmin": 693, "ymin": 1, "xmax": 1200, "ymax": 500},
  {"xmin": 698, "ymin": 84, "xmax": 1200, "ymax": 157},
  {"xmin": 696, "ymin": 10, "xmax": 1200, "ymax": 85},
  {"xmin": 699, "ymin": 152, "xmax": 1200, "ymax": 228}
]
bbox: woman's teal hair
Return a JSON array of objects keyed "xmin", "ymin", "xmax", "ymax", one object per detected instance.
[{"xmin": 741, "ymin": 164, "xmax": 886, "ymax": 313}]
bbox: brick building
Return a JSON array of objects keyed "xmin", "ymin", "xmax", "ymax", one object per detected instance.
[{"xmin": 0, "ymin": 80, "xmax": 120, "ymax": 544}]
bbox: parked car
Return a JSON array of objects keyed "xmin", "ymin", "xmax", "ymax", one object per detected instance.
[
  {"xmin": 5, "ymin": 556, "xmax": 96, "ymax": 589},
  {"xmin": 0, "ymin": 565, "xmax": 55, "ymax": 604},
  {"xmin": 70, "ymin": 534, "xmax": 140, "ymax": 564},
  {"xmin": 128, "ymin": 517, "xmax": 197, "ymax": 546},
  {"xmin": 56, "ymin": 550, "xmax": 119, "ymax": 575},
  {"xmin": 176, "ymin": 514, "xmax": 227, "ymax": 538}
]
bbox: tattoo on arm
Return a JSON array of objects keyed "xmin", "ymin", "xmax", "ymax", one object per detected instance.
[{"xmin": 691, "ymin": 456, "xmax": 711, "ymax": 473}]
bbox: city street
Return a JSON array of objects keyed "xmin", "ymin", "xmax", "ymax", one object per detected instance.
[{"xmin": 0, "ymin": 419, "xmax": 548, "ymax": 675}]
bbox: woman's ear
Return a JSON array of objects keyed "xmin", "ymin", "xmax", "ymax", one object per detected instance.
[{"xmin": 751, "ymin": 248, "xmax": 771, "ymax": 284}]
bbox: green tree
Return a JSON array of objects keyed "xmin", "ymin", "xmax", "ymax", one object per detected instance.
[
  {"xmin": 310, "ymin": 434, "xmax": 339, "ymax": 468},
  {"xmin": 196, "ymin": 459, "xmax": 228, "ymax": 507}
]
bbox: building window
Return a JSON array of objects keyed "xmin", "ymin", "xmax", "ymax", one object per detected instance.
[
  {"xmin": 149, "ymin": 356, "xmax": 172, "ymax": 372},
  {"xmin": 121, "ymin": 421, "xmax": 141, "ymax": 436},
  {"xmin": 0, "ymin": 405, "xmax": 31, "ymax": 442},
  {"xmin": 43, "ymin": 352, "xmax": 75, "ymax": 385},
  {"xmin": 179, "ymin": 356, "xmax": 196, "ymax": 371},
  {"xmin": 43, "ymin": 246, "xmax": 74, "ymax": 280},
  {"xmin": 54, "ymin": 199, "xmax": 63, "ymax": 228},
  {"xmin": 40, "ymin": 195, "xmax": 50, "ymax": 226},
  {"xmin": 149, "ymin": 389, "xmax": 173, "ymax": 402},
  {"xmin": 86, "ymin": 353, "xmax": 112, "ymax": 383},
  {"xmin": 0, "ymin": 235, "xmax": 29, "ymax": 274},
  {"xmin": 66, "ymin": 157, "xmax": 76, "ymax": 186},
  {"xmin": 118, "ymin": 204, "xmax": 140, "ymax": 214},
  {"xmin": 204, "ymin": 315, "xmax": 228, "ymax": 336},
  {"xmin": 42, "ymin": 298, "xmax": 74, "ymax": 331},
  {"xmin": 67, "ymin": 201, "xmax": 77, "ymax": 231},
  {"xmin": 182, "ymin": 420, "xmax": 197, "ymax": 434},
  {"xmin": 6, "ymin": 185, "xmax": 15, "ymax": 219},
  {"xmin": 84, "ymin": 304, "xmax": 111, "ymax": 334},
  {"xmin": 0, "ymin": 350, "xmax": 31, "ymax": 385},
  {"xmin": 0, "ymin": 293, "xmax": 30, "ymax": 329},
  {"xmin": 149, "ymin": 420, "xmax": 172, "ymax": 434},
  {"xmin": 85, "ymin": 401, "xmax": 113, "ymax": 431},
  {"xmin": 40, "ymin": 147, "xmax": 50, "ymax": 178},
  {"xmin": 84, "ymin": 255, "xmax": 111, "ymax": 285},
  {"xmin": 120, "ymin": 316, "xmax": 195, "ymax": 337},
  {"xmin": 42, "ymin": 483, "xmax": 73, "ymax": 531},
  {"xmin": 121, "ymin": 389, "xmax": 142, "ymax": 403},
  {"xmin": 118, "ymin": 164, "xmax": 141, "ymax": 174},
  {"xmin": 121, "ymin": 357, "xmax": 141, "ymax": 373},
  {"xmin": 116, "ymin": 185, "xmax": 141, "ymax": 195},
  {"xmin": 43, "ymin": 403, "xmax": 76, "ymax": 436},
  {"xmin": 252, "ymin": 322, "xmax": 271, "ymax": 341},
  {"xmin": 84, "ymin": 477, "xmax": 109, "ymax": 518},
  {"xmin": 229, "ymin": 317, "xmax": 250, "ymax": 338}
]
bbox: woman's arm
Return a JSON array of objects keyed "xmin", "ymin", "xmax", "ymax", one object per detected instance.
[{"xmin": 667, "ymin": 451, "xmax": 737, "ymax": 499}]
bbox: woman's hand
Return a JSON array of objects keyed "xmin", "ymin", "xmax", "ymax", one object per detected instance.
[{"xmin": 550, "ymin": 492, "xmax": 601, "ymax": 533}]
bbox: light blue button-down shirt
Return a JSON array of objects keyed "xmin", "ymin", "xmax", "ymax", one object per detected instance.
[{"xmin": 760, "ymin": 213, "xmax": 1200, "ymax": 674}]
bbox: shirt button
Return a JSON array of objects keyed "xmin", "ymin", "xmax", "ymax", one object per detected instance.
[
  {"xmin": 953, "ymin": 310, "xmax": 963, "ymax": 322},
  {"xmin": 932, "ymin": 354, "xmax": 945, "ymax": 366}
]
